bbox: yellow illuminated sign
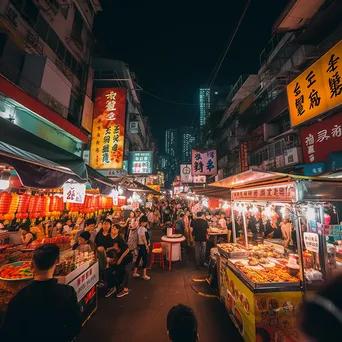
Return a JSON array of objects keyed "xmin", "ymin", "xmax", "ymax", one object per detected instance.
[{"xmin": 287, "ymin": 40, "xmax": 342, "ymax": 127}]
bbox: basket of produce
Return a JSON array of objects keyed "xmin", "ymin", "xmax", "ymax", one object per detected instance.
[{"xmin": 0, "ymin": 261, "xmax": 33, "ymax": 281}]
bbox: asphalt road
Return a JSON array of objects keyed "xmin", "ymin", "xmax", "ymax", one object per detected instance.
[{"xmin": 77, "ymin": 229, "xmax": 243, "ymax": 342}]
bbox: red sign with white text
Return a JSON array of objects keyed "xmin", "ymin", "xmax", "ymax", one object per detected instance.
[{"xmin": 300, "ymin": 113, "xmax": 342, "ymax": 164}]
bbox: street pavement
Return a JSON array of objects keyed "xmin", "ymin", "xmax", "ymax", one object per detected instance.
[{"xmin": 77, "ymin": 229, "xmax": 243, "ymax": 342}]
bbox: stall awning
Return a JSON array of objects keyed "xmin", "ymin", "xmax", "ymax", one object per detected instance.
[
  {"xmin": 193, "ymin": 186, "xmax": 231, "ymax": 199},
  {"xmin": 210, "ymin": 170, "xmax": 287, "ymax": 189},
  {"xmin": 0, "ymin": 141, "xmax": 85, "ymax": 188},
  {"xmin": 86, "ymin": 165, "xmax": 116, "ymax": 195},
  {"xmin": 0, "ymin": 117, "xmax": 88, "ymax": 181},
  {"xmin": 113, "ymin": 177, "xmax": 160, "ymax": 195}
]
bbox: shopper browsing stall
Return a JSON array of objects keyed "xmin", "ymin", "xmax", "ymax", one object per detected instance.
[
  {"xmin": 191, "ymin": 212, "xmax": 209, "ymax": 268},
  {"xmin": 19, "ymin": 224, "xmax": 33, "ymax": 246},
  {"xmin": 72, "ymin": 231, "xmax": 92, "ymax": 253}
]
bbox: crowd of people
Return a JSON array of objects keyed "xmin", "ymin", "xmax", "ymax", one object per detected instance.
[{"xmin": 1, "ymin": 198, "xmax": 342, "ymax": 341}]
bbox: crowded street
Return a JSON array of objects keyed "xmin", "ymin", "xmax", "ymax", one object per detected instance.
[{"xmin": 1, "ymin": 0, "xmax": 342, "ymax": 341}]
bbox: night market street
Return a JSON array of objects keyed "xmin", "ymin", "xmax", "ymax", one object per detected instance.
[{"xmin": 77, "ymin": 228, "xmax": 242, "ymax": 342}]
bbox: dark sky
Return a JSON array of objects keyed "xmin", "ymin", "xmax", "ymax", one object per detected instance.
[{"xmin": 94, "ymin": 0, "xmax": 290, "ymax": 150}]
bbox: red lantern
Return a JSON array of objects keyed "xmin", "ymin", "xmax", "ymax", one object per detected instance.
[{"xmin": 0, "ymin": 193, "xmax": 12, "ymax": 215}]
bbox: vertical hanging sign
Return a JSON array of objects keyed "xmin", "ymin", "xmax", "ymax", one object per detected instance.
[{"xmin": 90, "ymin": 88, "xmax": 127, "ymax": 169}]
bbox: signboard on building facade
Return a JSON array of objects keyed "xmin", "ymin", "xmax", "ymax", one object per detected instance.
[
  {"xmin": 287, "ymin": 40, "xmax": 342, "ymax": 127},
  {"xmin": 180, "ymin": 164, "xmax": 193, "ymax": 183},
  {"xmin": 191, "ymin": 149, "xmax": 217, "ymax": 175},
  {"xmin": 239, "ymin": 143, "xmax": 249, "ymax": 172},
  {"xmin": 193, "ymin": 175, "xmax": 206, "ymax": 184},
  {"xmin": 98, "ymin": 169, "xmax": 127, "ymax": 178},
  {"xmin": 231, "ymin": 183, "xmax": 296, "ymax": 202},
  {"xmin": 128, "ymin": 151, "xmax": 154, "ymax": 174},
  {"xmin": 90, "ymin": 88, "xmax": 126, "ymax": 169},
  {"xmin": 300, "ymin": 112, "xmax": 342, "ymax": 163}
]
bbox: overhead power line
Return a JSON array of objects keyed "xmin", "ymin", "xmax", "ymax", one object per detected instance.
[
  {"xmin": 207, "ymin": 0, "xmax": 251, "ymax": 88},
  {"xmin": 141, "ymin": 89, "xmax": 199, "ymax": 106}
]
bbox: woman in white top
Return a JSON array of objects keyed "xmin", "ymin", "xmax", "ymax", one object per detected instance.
[
  {"xmin": 218, "ymin": 213, "xmax": 227, "ymax": 229},
  {"xmin": 280, "ymin": 218, "xmax": 292, "ymax": 247},
  {"xmin": 132, "ymin": 215, "xmax": 150, "ymax": 280}
]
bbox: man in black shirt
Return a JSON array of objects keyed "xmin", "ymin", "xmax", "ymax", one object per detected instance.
[
  {"xmin": 0, "ymin": 244, "xmax": 81, "ymax": 342},
  {"xmin": 191, "ymin": 212, "xmax": 209, "ymax": 268}
]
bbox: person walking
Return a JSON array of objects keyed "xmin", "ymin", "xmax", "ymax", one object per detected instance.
[
  {"xmin": 191, "ymin": 212, "xmax": 209, "ymax": 268},
  {"xmin": 0, "ymin": 244, "xmax": 81, "ymax": 342},
  {"xmin": 132, "ymin": 215, "xmax": 150, "ymax": 280},
  {"xmin": 167, "ymin": 304, "xmax": 198, "ymax": 342},
  {"xmin": 127, "ymin": 211, "xmax": 139, "ymax": 258}
]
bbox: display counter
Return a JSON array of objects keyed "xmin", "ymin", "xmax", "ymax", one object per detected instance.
[
  {"xmin": 218, "ymin": 243, "xmax": 301, "ymax": 342},
  {"xmin": 0, "ymin": 254, "xmax": 99, "ymax": 326}
]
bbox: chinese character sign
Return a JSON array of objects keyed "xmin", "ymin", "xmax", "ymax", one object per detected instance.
[
  {"xmin": 300, "ymin": 112, "xmax": 342, "ymax": 164},
  {"xmin": 128, "ymin": 152, "xmax": 154, "ymax": 174},
  {"xmin": 191, "ymin": 150, "xmax": 217, "ymax": 175},
  {"xmin": 193, "ymin": 175, "xmax": 206, "ymax": 184},
  {"xmin": 180, "ymin": 164, "xmax": 193, "ymax": 183},
  {"xmin": 63, "ymin": 182, "xmax": 86, "ymax": 204},
  {"xmin": 90, "ymin": 88, "xmax": 126, "ymax": 169},
  {"xmin": 239, "ymin": 143, "xmax": 249, "ymax": 172},
  {"xmin": 287, "ymin": 40, "xmax": 342, "ymax": 127}
]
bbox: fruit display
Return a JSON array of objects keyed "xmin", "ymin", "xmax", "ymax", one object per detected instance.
[{"xmin": 0, "ymin": 262, "xmax": 33, "ymax": 281}]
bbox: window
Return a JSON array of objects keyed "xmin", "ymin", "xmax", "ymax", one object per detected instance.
[
  {"xmin": 23, "ymin": 0, "xmax": 39, "ymax": 23},
  {"xmin": 65, "ymin": 49, "xmax": 72, "ymax": 69},
  {"xmin": 71, "ymin": 6, "xmax": 83, "ymax": 43},
  {"xmin": 35, "ymin": 14, "xmax": 49, "ymax": 40},
  {"xmin": 46, "ymin": 29, "xmax": 58, "ymax": 51},
  {"xmin": 75, "ymin": 62, "xmax": 83, "ymax": 80},
  {"xmin": 57, "ymin": 40, "xmax": 66, "ymax": 59},
  {"xmin": 68, "ymin": 95, "xmax": 81, "ymax": 125},
  {"xmin": 71, "ymin": 57, "xmax": 77, "ymax": 74},
  {"xmin": 59, "ymin": 6, "xmax": 69, "ymax": 19}
]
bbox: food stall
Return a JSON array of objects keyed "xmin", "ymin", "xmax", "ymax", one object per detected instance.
[
  {"xmin": 211, "ymin": 170, "xmax": 342, "ymax": 342},
  {"xmin": 0, "ymin": 140, "xmax": 116, "ymax": 324}
]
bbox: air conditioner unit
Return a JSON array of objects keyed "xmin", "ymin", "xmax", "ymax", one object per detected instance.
[
  {"xmin": 284, "ymin": 147, "xmax": 303, "ymax": 166},
  {"xmin": 284, "ymin": 135, "xmax": 295, "ymax": 144}
]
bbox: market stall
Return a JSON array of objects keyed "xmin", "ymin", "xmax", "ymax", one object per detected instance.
[
  {"xmin": 0, "ymin": 137, "xmax": 116, "ymax": 324},
  {"xmin": 211, "ymin": 170, "xmax": 342, "ymax": 342}
]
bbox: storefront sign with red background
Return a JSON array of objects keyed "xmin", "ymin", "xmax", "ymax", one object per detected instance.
[
  {"xmin": 300, "ymin": 113, "xmax": 342, "ymax": 164},
  {"xmin": 90, "ymin": 88, "xmax": 126, "ymax": 169},
  {"xmin": 239, "ymin": 143, "xmax": 249, "ymax": 172}
]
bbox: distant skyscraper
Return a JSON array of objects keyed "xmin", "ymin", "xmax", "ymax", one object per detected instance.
[
  {"xmin": 165, "ymin": 129, "xmax": 178, "ymax": 157},
  {"xmin": 199, "ymin": 86, "xmax": 232, "ymax": 127},
  {"xmin": 179, "ymin": 126, "xmax": 196, "ymax": 163},
  {"xmin": 199, "ymin": 88, "xmax": 210, "ymax": 127}
]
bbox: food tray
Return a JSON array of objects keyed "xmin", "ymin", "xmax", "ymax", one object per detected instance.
[
  {"xmin": 227, "ymin": 260, "xmax": 300, "ymax": 290},
  {"xmin": 0, "ymin": 261, "xmax": 33, "ymax": 282},
  {"xmin": 217, "ymin": 246, "xmax": 249, "ymax": 259}
]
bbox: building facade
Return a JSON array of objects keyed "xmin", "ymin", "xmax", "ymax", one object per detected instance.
[
  {"xmin": 92, "ymin": 58, "xmax": 155, "ymax": 161},
  {"xmin": 214, "ymin": 0, "xmax": 342, "ymax": 179},
  {"xmin": 0, "ymin": 0, "xmax": 101, "ymax": 154}
]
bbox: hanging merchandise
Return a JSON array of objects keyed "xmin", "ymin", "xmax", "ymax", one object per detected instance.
[{"xmin": 16, "ymin": 193, "xmax": 30, "ymax": 220}]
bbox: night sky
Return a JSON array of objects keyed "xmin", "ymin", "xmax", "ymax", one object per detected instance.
[{"xmin": 94, "ymin": 0, "xmax": 290, "ymax": 150}]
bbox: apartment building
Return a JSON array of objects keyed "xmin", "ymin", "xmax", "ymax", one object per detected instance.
[{"xmin": 0, "ymin": 0, "xmax": 101, "ymax": 154}]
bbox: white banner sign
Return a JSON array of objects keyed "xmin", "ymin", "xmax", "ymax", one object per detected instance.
[
  {"xmin": 111, "ymin": 190, "xmax": 118, "ymax": 206},
  {"xmin": 130, "ymin": 121, "xmax": 139, "ymax": 134},
  {"xmin": 63, "ymin": 182, "xmax": 86, "ymax": 204},
  {"xmin": 303, "ymin": 232, "xmax": 319, "ymax": 253},
  {"xmin": 69, "ymin": 262, "xmax": 99, "ymax": 301},
  {"xmin": 132, "ymin": 202, "xmax": 140, "ymax": 211},
  {"xmin": 180, "ymin": 164, "xmax": 193, "ymax": 183},
  {"xmin": 193, "ymin": 175, "xmax": 206, "ymax": 184}
]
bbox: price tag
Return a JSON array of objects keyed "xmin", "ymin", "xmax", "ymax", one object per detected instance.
[
  {"xmin": 63, "ymin": 182, "xmax": 86, "ymax": 204},
  {"xmin": 303, "ymin": 232, "xmax": 319, "ymax": 253}
]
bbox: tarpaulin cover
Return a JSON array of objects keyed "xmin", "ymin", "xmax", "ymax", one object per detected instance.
[
  {"xmin": 86, "ymin": 165, "xmax": 116, "ymax": 195},
  {"xmin": 0, "ymin": 117, "xmax": 88, "ymax": 181},
  {"xmin": 0, "ymin": 141, "xmax": 83, "ymax": 188}
]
